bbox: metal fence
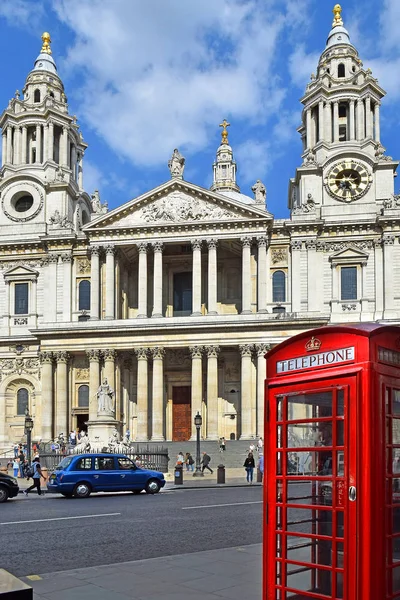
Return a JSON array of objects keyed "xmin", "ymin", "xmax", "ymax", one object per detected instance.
[{"xmin": 39, "ymin": 445, "xmax": 170, "ymax": 473}]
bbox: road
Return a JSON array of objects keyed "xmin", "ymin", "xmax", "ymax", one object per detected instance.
[{"xmin": 1, "ymin": 486, "xmax": 262, "ymax": 577}]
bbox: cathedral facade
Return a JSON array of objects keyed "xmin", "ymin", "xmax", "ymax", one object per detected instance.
[{"xmin": 1, "ymin": 7, "xmax": 399, "ymax": 450}]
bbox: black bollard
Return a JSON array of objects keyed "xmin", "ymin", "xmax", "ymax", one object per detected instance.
[
  {"xmin": 217, "ymin": 464, "xmax": 225, "ymax": 484},
  {"xmin": 174, "ymin": 464, "xmax": 183, "ymax": 485}
]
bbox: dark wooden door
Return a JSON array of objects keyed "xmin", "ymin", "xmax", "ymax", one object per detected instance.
[{"xmin": 172, "ymin": 386, "xmax": 191, "ymax": 441}]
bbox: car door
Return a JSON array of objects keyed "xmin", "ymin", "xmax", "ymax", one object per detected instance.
[
  {"xmin": 116, "ymin": 456, "xmax": 148, "ymax": 490},
  {"xmin": 92, "ymin": 456, "xmax": 118, "ymax": 491}
]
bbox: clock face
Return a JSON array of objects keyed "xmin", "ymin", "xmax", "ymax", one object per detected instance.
[{"xmin": 326, "ymin": 160, "xmax": 371, "ymax": 202}]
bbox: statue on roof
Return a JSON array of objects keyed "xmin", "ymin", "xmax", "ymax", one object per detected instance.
[
  {"xmin": 252, "ymin": 180, "xmax": 267, "ymax": 207},
  {"xmin": 168, "ymin": 149, "xmax": 185, "ymax": 179}
]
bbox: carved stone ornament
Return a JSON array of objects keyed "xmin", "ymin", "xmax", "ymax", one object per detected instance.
[
  {"xmin": 77, "ymin": 258, "xmax": 91, "ymax": 273},
  {"xmin": 189, "ymin": 346, "xmax": 203, "ymax": 359},
  {"xmin": 152, "ymin": 242, "xmax": 164, "ymax": 253},
  {"xmin": 48, "ymin": 210, "xmax": 74, "ymax": 229},
  {"xmin": 205, "ymin": 346, "xmax": 220, "ymax": 358},
  {"xmin": 89, "ymin": 246, "xmax": 101, "ymax": 257},
  {"xmin": 55, "ymin": 351, "xmax": 70, "ymax": 363},
  {"xmin": 135, "ymin": 347, "xmax": 149, "ymax": 360},
  {"xmin": 342, "ymin": 303, "xmax": 357, "ymax": 311},
  {"xmin": 239, "ymin": 344, "xmax": 253, "ymax": 357},
  {"xmin": 290, "ymin": 240, "xmax": 303, "ymax": 251},
  {"xmin": 225, "ymin": 363, "xmax": 240, "ymax": 382},
  {"xmin": 207, "ymin": 239, "xmax": 218, "ymax": 250},
  {"xmin": 61, "ymin": 254, "xmax": 73, "ymax": 264},
  {"xmin": 0, "ymin": 356, "xmax": 40, "ymax": 381},
  {"xmin": 166, "ymin": 349, "xmax": 191, "ymax": 367},
  {"xmin": 137, "ymin": 242, "xmax": 148, "ymax": 254},
  {"xmin": 168, "ymin": 148, "xmax": 185, "ymax": 179},
  {"xmin": 2, "ymin": 182, "xmax": 44, "ymax": 222},
  {"xmin": 382, "ymin": 235, "xmax": 395, "ymax": 246},
  {"xmin": 105, "ymin": 245, "xmax": 115, "ymax": 255},
  {"xmin": 257, "ymin": 236, "xmax": 268, "ymax": 249},
  {"xmin": 375, "ymin": 143, "xmax": 393, "ymax": 162},
  {"xmin": 103, "ymin": 348, "xmax": 117, "ymax": 361},
  {"xmin": 9, "ymin": 344, "xmax": 27, "ymax": 355},
  {"xmin": 240, "ymin": 237, "xmax": 252, "ymax": 248},
  {"xmin": 251, "ymin": 180, "xmax": 267, "ymax": 205},
  {"xmin": 302, "ymin": 149, "xmax": 319, "ymax": 167},
  {"xmin": 151, "ymin": 347, "xmax": 165, "ymax": 360},
  {"xmin": 76, "ymin": 368, "xmax": 89, "ymax": 381},
  {"xmin": 292, "ymin": 193, "xmax": 316, "ymax": 215},
  {"xmin": 0, "ymin": 259, "xmax": 42, "ymax": 270},
  {"xmin": 382, "ymin": 195, "xmax": 400, "ymax": 211},
  {"xmin": 39, "ymin": 351, "xmax": 53, "ymax": 364},
  {"xmin": 86, "ymin": 349, "xmax": 101, "ymax": 362},
  {"xmin": 271, "ymin": 248, "xmax": 287, "ymax": 264},
  {"xmin": 255, "ymin": 343, "xmax": 271, "ymax": 357},
  {"xmin": 191, "ymin": 239, "xmax": 202, "ymax": 251},
  {"xmin": 138, "ymin": 191, "xmax": 234, "ymax": 224}
]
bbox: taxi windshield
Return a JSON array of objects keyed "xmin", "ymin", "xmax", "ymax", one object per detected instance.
[{"xmin": 55, "ymin": 456, "xmax": 73, "ymax": 471}]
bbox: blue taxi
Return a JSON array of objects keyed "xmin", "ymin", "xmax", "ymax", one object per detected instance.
[{"xmin": 47, "ymin": 453, "xmax": 166, "ymax": 498}]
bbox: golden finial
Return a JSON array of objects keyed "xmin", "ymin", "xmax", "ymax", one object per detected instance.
[
  {"xmin": 219, "ymin": 119, "xmax": 230, "ymax": 145},
  {"xmin": 332, "ymin": 4, "xmax": 343, "ymax": 28},
  {"xmin": 41, "ymin": 32, "xmax": 52, "ymax": 55}
]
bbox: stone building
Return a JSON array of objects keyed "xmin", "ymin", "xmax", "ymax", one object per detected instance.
[{"xmin": 0, "ymin": 7, "xmax": 399, "ymax": 449}]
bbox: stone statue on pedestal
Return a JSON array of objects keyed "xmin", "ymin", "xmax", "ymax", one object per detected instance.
[
  {"xmin": 97, "ymin": 379, "xmax": 114, "ymax": 414},
  {"xmin": 168, "ymin": 149, "xmax": 185, "ymax": 179}
]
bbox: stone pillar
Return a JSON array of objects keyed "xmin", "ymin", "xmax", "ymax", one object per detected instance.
[
  {"xmin": 47, "ymin": 254, "xmax": 58, "ymax": 322},
  {"xmin": 152, "ymin": 242, "xmax": 163, "ymax": 318},
  {"xmin": 207, "ymin": 239, "xmax": 218, "ymax": 315},
  {"xmin": 191, "ymin": 239, "xmax": 202, "ymax": 316},
  {"xmin": 71, "ymin": 145, "xmax": 77, "ymax": 180},
  {"xmin": 14, "ymin": 127, "xmax": 21, "ymax": 165},
  {"xmin": 6, "ymin": 127, "xmax": 12, "ymax": 164},
  {"xmin": 240, "ymin": 344, "xmax": 253, "ymax": 439},
  {"xmin": 122, "ymin": 355, "xmax": 132, "ymax": 433},
  {"xmin": 105, "ymin": 245, "xmax": 115, "ymax": 319},
  {"xmin": 333, "ymin": 101, "xmax": 339, "ymax": 142},
  {"xmin": 43, "ymin": 124, "xmax": 49, "ymax": 162},
  {"xmin": 135, "ymin": 348, "xmax": 149, "ymax": 441},
  {"xmin": 190, "ymin": 346, "xmax": 203, "ymax": 439},
  {"xmin": 35, "ymin": 124, "xmax": 41, "ymax": 163},
  {"xmin": 356, "ymin": 99, "xmax": 364, "ymax": 140},
  {"xmin": 4, "ymin": 281, "xmax": 10, "ymax": 327},
  {"xmin": 374, "ymin": 239, "xmax": 384, "ymax": 318},
  {"xmin": 365, "ymin": 97, "xmax": 372, "ymax": 138},
  {"xmin": 48, "ymin": 121, "xmax": 54, "ymax": 161},
  {"xmin": 383, "ymin": 235, "xmax": 395, "ymax": 315},
  {"xmin": 206, "ymin": 346, "xmax": 219, "ymax": 440},
  {"xmin": 241, "ymin": 237, "xmax": 252, "ymax": 314},
  {"xmin": 31, "ymin": 279, "xmax": 37, "ymax": 326},
  {"xmin": 306, "ymin": 108, "xmax": 312, "ymax": 149},
  {"xmin": 306, "ymin": 240, "xmax": 318, "ymax": 311},
  {"xmin": 61, "ymin": 127, "xmax": 69, "ymax": 166},
  {"xmin": 55, "ymin": 351, "xmax": 69, "ymax": 437},
  {"xmin": 255, "ymin": 344, "xmax": 269, "ymax": 437},
  {"xmin": 374, "ymin": 103, "xmax": 381, "ymax": 142},
  {"xmin": 290, "ymin": 240, "xmax": 302, "ymax": 312},
  {"xmin": 137, "ymin": 242, "xmax": 148, "ymax": 318},
  {"xmin": 318, "ymin": 100, "xmax": 324, "ymax": 142},
  {"xmin": 151, "ymin": 347, "xmax": 165, "ymax": 441},
  {"xmin": 40, "ymin": 352, "xmax": 54, "ymax": 440},
  {"xmin": 257, "ymin": 236, "xmax": 268, "ymax": 313},
  {"xmin": 90, "ymin": 247, "xmax": 100, "ymax": 319},
  {"xmin": 349, "ymin": 100, "xmax": 356, "ymax": 141},
  {"xmin": 61, "ymin": 254, "xmax": 72, "ymax": 322},
  {"xmin": 86, "ymin": 349, "xmax": 100, "ymax": 421},
  {"xmin": 21, "ymin": 125, "xmax": 27, "ymax": 164},
  {"xmin": 2, "ymin": 132, "xmax": 6, "ymax": 166},
  {"xmin": 103, "ymin": 348, "xmax": 116, "ymax": 392},
  {"xmin": 78, "ymin": 154, "xmax": 83, "ymax": 189}
]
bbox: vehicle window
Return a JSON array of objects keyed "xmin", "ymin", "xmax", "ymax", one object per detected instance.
[
  {"xmin": 75, "ymin": 457, "xmax": 92, "ymax": 470},
  {"xmin": 117, "ymin": 457, "xmax": 135, "ymax": 470},
  {"xmin": 94, "ymin": 457, "xmax": 115, "ymax": 470},
  {"xmin": 55, "ymin": 456, "xmax": 73, "ymax": 471}
]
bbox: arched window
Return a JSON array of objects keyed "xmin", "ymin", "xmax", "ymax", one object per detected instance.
[
  {"xmin": 17, "ymin": 388, "xmax": 29, "ymax": 415},
  {"xmin": 78, "ymin": 385, "xmax": 89, "ymax": 408},
  {"xmin": 34, "ymin": 89, "xmax": 41, "ymax": 103},
  {"xmin": 338, "ymin": 63, "xmax": 345, "ymax": 78},
  {"xmin": 78, "ymin": 280, "xmax": 91, "ymax": 311},
  {"xmin": 272, "ymin": 271, "xmax": 286, "ymax": 303}
]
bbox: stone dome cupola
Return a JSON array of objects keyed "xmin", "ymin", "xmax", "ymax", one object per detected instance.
[{"xmin": 210, "ymin": 119, "xmax": 240, "ymax": 194}]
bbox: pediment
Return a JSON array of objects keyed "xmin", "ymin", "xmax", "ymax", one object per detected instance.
[
  {"xmin": 4, "ymin": 264, "xmax": 39, "ymax": 280},
  {"xmin": 329, "ymin": 245, "xmax": 369, "ymax": 263},
  {"xmin": 84, "ymin": 180, "xmax": 271, "ymax": 231}
]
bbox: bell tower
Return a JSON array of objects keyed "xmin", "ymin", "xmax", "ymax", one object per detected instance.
[
  {"xmin": 0, "ymin": 32, "xmax": 93, "ymax": 238},
  {"xmin": 210, "ymin": 119, "xmax": 240, "ymax": 194},
  {"xmin": 289, "ymin": 5, "xmax": 398, "ymax": 221}
]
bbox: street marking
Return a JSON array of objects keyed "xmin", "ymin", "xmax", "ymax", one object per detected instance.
[
  {"xmin": 26, "ymin": 575, "xmax": 42, "ymax": 581},
  {"xmin": 0, "ymin": 513, "xmax": 121, "ymax": 526},
  {"xmin": 182, "ymin": 501, "xmax": 262, "ymax": 510}
]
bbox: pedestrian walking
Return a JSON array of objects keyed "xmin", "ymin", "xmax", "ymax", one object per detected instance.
[
  {"xmin": 257, "ymin": 437, "xmax": 263, "ymax": 453},
  {"xmin": 249, "ymin": 442, "xmax": 255, "ymax": 454},
  {"xmin": 185, "ymin": 452, "xmax": 194, "ymax": 472},
  {"xmin": 201, "ymin": 452, "xmax": 213, "ymax": 474},
  {"xmin": 176, "ymin": 451, "xmax": 184, "ymax": 466},
  {"xmin": 12, "ymin": 458, "xmax": 19, "ymax": 477},
  {"xmin": 13, "ymin": 444, "xmax": 19, "ymax": 458},
  {"xmin": 18, "ymin": 448, "xmax": 25, "ymax": 478},
  {"xmin": 23, "ymin": 456, "xmax": 45, "ymax": 496},
  {"xmin": 244, "ymin": 452, "xmax": 255, "ymax": 484},
  {"xmin": 258, "ymin": 453, "xmax": 264, "ymax": 481},
  {"xmin": 219, "ymin": 437, "xmax": 226, "ymax": 452}
]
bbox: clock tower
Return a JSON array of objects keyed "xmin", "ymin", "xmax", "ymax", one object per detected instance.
[{"xmin": 289, "ymin": 4, "xmax": 399, "ymax": 222}]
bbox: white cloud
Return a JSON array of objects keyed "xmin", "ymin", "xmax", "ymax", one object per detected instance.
[
  {"xmin": 52, "ymin": 0, "xmax": 298, "ymax": 168},
  {"xmin": 288, "ymin": 44, "xmax": 320, "ymax": 89},
  {"xmin": 0, "ymin": 0, "xmax": 44, "ymax": 27},
  {"xmin": 235, "ymin": 140, "xmax": 272, "ymax": 186}
]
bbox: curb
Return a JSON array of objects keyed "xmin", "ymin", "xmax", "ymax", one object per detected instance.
[{"xmin": 166, "ymin": 482, "xmax": 262, "ymax": 490}]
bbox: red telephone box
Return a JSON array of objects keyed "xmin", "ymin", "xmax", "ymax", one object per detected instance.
[{"xmin": 263, "ymin": 324, "xmax": 400, "ymax": 600}]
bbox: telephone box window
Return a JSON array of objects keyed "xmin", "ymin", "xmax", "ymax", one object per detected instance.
[
  {"xmin": 341, "ymin": 266, "xmax": 357, "ymax": 300},
  {"xmin": 15, "ymin": 283, "xmax": 29, "ymax": 314}
]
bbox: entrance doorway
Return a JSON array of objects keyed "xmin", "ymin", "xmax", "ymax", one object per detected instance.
[
  {"xmin": 172, "ymin": 386, "xmax": 191, "ymax": 441},
  {"xmin": 76, "ymin": 414, "xmax": 88, "ymax": 433}
]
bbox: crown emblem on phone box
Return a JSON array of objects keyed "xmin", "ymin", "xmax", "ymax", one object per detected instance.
[{"xmin": 305, "ymin": 336, "xmax": 322, "ymax": 352}]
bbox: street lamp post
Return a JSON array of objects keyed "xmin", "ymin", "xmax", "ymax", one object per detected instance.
[
  {"xmin": 24, "ymin": 407, "xmax": 34, "ymax": 464},
  {"xmin": 193, "ymin": 411, "xmax": 204, "ymax": 477}
]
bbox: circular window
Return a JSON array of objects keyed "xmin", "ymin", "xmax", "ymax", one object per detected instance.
[{"xmin": 15, "ymin": 195, "xmax": 34, "ymax": 212}]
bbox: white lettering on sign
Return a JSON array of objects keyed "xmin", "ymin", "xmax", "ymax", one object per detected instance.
[
  {"xmin": 378, "ymin": 347, "xmax": 400, "ymax": 367},
  {"xmin": 276, "ymin": 347, "xmax": 355, "ymax": 374}
]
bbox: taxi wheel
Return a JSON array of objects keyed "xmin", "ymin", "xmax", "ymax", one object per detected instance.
[
  {"xmin": 0, "ymin": 485, "xmax": 9, "ymax": 502},
  {"xmin": 145, "ymin": 479, "xmax": 161, "ymax": 494},
  {"xmin": 73, "ymin": 483, "xmax": 91, "ymax": 498}
]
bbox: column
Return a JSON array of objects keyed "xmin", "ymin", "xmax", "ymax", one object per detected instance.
[
  {"xmin": 318, "ymin": 100, "xmax": 324, "ymax": 142},
  {"xmin": 349, "ymin": 100, "xmax": 356, "ymax": 141},
  {"xmin": 55, "ymin": 351, "xmax": 69, "ymax": 436},
  {"xmin": 47, "ymin": 121, "xmax": 54, "ymax": 161},
  {"xmin": 21, "ymin": 126, "xmax": 27, "ymax": 164},
  {"xmin": 40, "ymin": 352, "xmax": 54, "ymax": 440},
  {"xmin": 241, "ymin": 237, "xmax": 252, "ymax": 314},
  {"xmin": 137, "ymin": 242, "xmax": 148, "ymax": 318},
  {"xmin": 135, "ymin": 348, "xmax": 149, "ymax": 441},
  {"xmin": 35, "ymin": 124, "xmax": 41, "ymax": 163},
  {"xmin": 365, "ymin": 97, "xmax": 372, "ymax": 138},
  {"xmin": 374, "ymin": 103, "xmax": 381, "ymax": 142},
  {"xmin": 103, "ymin": 348, "xmax": 116, "ymax": 391},
  {"xmin": 62, "ymin": 254, "xmax": 72, "ymax": 321},
  {"xmin": 190, "ymin": 346, "xmax": 203, "ymax": 439},
  {"xmin": 105, "ymin": 245, "xmax": 115, "ymax": 319},
  {"xmin": 374, "ymin": 239, "xmax": 384, "ymax": 318},
  {"xmin": 78, "ymin": 154, "xmax": 83, "ymax": 188},
  {"xmin": 4, "ymin": 281, "xmax": 10, "ymax": 327},
  {"xmin": 86, "ymin": 349, "xmax": 100, "ymax": 421},
  {"xmin": 207, "ymin": 239, "xmax": 218, "ymax": 315},
  {"xmin": 306, "ymin": 240, "xmax": 318, "ymax": 311},
  {"xmin": 90, "ymin": 246, "xmax": 100, "ymax": 319},
  {"xmin": 240, "ymin": 344, "xmax": 253, "ymax": 439},
  {"xmin": 356, "ymin": 99, "xmax": 364, "ymax": 140},
  {"xmin": 255, "ymin": 344, "xmax": 269, "ymax": 437},
  {"xmin": 152, "ymin": 242, "xmax": 163, "ymax": 318},
  {"xmin": 31, "ymin": 279, "xmax": 37, "ymax": 326},
  {"xmin": 306, "ymin": 108, "xmax": 312, "ymax": 149},
  {"xmin": 151, "ymin": 347, "xmax": 165, "ymax": 441},
  {"xmin": 257, "ymin": 236, "xmax": 268, "ymax": 313},
  {"xmin": 71, "ymin": 144, "xmax": 77, "ymax": 180},
  {"xmin": 1, "ymin": 132, "xmax": 6, "ymax": 166},
  {"xmin": 14, "ymin": 127, "xmax": 21, "ymax": 165},
  {"xmin": 333, "ymin": 101, "xmax": 339, "ymax": 142},
  {"xmin": 191, "ymin": 239, "xmax": 202, "ymax": 316},
  {"xmin": 6, "ymin": 126, "xmax": 12, "ymax": 164},
  {"xmin": 206, "ymin": 346, "xmax": 219, "ymax": 440},
  {"xmin": 61, "ymin": 127, "xmax": 69, "ymax": 166},
  {"xmin": 43, "ymin": 123, "xmax": 48, "ymax": 161},
  {"xmin": 122, "ymin": 355, "xmax": 131, "ymax": 434},
  {"xmin": 383, "ymin": 235, "xmax": 395, "ymax": 315},
  {"xmin": 48, "ymin": 254, "xmax": 58, "ymax": 322},
  {"xmin": 290, "ymin": 240, "xmax": 302, "ymax": 312}
]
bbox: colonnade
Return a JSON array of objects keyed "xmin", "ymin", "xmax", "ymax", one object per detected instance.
[
  {"xmin": 90, "ymin": 236, "xmax": 270, "ymax": 320},
  {"xmin": 38, "ymin": 343, "xmax": 270, "ymax": 442}
]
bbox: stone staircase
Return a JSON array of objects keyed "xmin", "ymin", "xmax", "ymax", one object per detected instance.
[{"xmin": 164, "ymin": 440, "xmax": 260, "ymax": 470}]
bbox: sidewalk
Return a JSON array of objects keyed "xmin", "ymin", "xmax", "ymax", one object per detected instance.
[{"xmin": 22, "ymin": 544, "xmax": 262, "ymax": 600}]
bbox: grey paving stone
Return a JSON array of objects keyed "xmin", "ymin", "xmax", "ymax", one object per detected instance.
[
  {"xmin": 213, "ymin": 580, "xmax": 262, "ymax": 599},
  {"xmin": 40, "ymin": 583, "xmax": 135, "ymax": 600},
  {"xmin": 181, "ymin": 573, "xmax": 240, "ymax": 593},
  {"xmin": 21, "ymin": 576, "xmax": 87, "ymax": 594}
]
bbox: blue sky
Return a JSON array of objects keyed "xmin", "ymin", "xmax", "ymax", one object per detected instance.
[{"xmin": 1, "ymin": 0, "xmax": 399, "ymax": 217}]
